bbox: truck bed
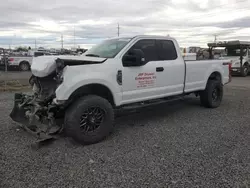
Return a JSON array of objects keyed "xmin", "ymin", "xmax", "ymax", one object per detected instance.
[{"xmin": 184, "ymin": 59, "xmax": 230, "ymax": 93}]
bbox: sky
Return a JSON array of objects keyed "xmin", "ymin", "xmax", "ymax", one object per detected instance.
[{"xmin": 1, "ymin": 0, "xmax": 250, "ymax": 49}]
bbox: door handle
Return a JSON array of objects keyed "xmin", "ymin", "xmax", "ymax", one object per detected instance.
[{"xmin": 156, "ymin": 67, "xmax": 164, "ymax": 72}]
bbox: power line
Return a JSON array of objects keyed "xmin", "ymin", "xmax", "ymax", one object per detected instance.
[{"xmin": 213, "ymin": 34, "xmax": 217, "ymax": 43}]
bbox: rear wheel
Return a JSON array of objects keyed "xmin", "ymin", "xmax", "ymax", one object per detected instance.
[
  {"xmin": 200, "ymin": 80, "xmax": 223, "ymax": 108},
  {"xmin": 64, "ymin": 95, "xmax": 114, "ymax": 145},
  {"xmin": 19, "ymin": 61, "xmax": 30, "ymax": 71}
]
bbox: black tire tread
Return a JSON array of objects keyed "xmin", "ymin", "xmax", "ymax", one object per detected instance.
[
  {"xmin": 64, "ymin": 95, "xmax": 114, "ymax": 145},
  {"xmin": 241, "ymin": 64, "xmax": 249, "ymax": 77},
  {"xmin": 19, "ymin": 61, "xmax": 30, "ymax": 71},
  {"xmin": 200, "ymin": 80, "xmax": 223, "ymax": 108}
]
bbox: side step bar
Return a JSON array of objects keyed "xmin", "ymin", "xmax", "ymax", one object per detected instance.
[{"xmin": 115, "ymin": 95, "xmax": 186, "ymax": 114}]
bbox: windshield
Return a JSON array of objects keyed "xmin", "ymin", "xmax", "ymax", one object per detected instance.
[
  {"xmin": 222, "ymin": 48, "xmax": 247, "ymax": 57},
  {"xmin": 85, "ymin": 38, "xmax": 132, "ymax": 58}
]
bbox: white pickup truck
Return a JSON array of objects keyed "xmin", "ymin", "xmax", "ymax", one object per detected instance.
[
  {"xmin": 8, "ymin": 56, "xmax": 33, "ymax": 71},
  {"xmin": 8, "ymin": 51, "xmax": 53, "ymax": 71},
  {"xmin": 10, "ymin": 35, "xmax": 232, "ymax": 145}
]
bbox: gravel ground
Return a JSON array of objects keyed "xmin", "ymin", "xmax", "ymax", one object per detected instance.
[
  {"xmin": 0, "ymin": 77, "xmax": 250, "ymax": 188},
  {"xmin": 0, "ymin": 71, "xmax": 31, "ymax": 81}
]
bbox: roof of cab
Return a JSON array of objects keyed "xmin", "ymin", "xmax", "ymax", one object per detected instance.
[{"xmin": 111, "ymin": 35, "xmax": 175, "ymax": 40}]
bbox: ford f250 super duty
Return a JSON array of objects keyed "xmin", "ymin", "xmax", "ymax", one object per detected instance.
[{"xmin": 10, "ymin": 35, "xmax": 232, "ymax": 145}]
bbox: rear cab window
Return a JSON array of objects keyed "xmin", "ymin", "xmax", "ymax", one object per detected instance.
[
  {"xmin": 126, "ymin": 38, "xmax": 178, "ymax": 63},
  {"xmin": 34, "ymin": 52, "xmax": 45, "ymax": 57}
]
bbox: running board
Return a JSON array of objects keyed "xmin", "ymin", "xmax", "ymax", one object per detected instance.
[{"xmin": 118, "ymin": 95, "xmax": 185, "ymax": 111}]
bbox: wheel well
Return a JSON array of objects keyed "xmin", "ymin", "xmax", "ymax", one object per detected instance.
[
  {"xmin": 68, "ymin": 84, "xmax": 115, "ymax": 106},
  {"xmin": 19, "ymin": 61, "xmax": 30, "ymax": 66},
  {"xmin": 244, "ymin": 62, "xmax": 249, "ymax": 66},
  {"xmin": 208, "ymin": 71, "xmax": 222, "ymax": 82}
]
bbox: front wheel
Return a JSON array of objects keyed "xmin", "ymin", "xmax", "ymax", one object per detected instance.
[
  {"xmin": 241, "ymin": 65, "xmax": 249, "ymax": 77},
  {"xmin": 64, "ymin": 95, "xmax": 114, "ymax": 145},
  {"xmin": 200, "ymin": 80, "xmax": 223, "ymax": 108}
]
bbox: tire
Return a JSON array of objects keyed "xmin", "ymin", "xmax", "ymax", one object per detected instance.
[
  {"xmin": 19, "ymin": 61, "xmax": 30, "ymax": 71},
  {"xmin": 200, "ymin": 80, "xmax": 223, "ymax": 108},
  {"xmin": 64, "ymin": 95, "xmax": 114, "ymax": 145},
  {"xmin": 240, "ymin": 64, "xmax": 249, "ymax": 77}
]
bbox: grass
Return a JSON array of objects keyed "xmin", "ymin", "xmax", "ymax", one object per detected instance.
[{"xmin": 0, "ymin": 80, "xmax": 31, "ymax": 92}]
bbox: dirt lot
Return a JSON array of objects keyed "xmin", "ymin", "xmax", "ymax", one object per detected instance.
[{"xmin": 0, "ymin": 76, "xmax": 249, "ymax": 188}]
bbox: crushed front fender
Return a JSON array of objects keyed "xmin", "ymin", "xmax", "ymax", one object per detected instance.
[{"xmin": 10, "ymin": 93, "xmax": 30, "ymax": 125}]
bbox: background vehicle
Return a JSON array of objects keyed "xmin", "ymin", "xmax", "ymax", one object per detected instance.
[
  {"xmin": 208, "ymin": 41, "xmax": 250, "ymax": 77},
  {"xmin": 7, "ymin": 51, "xmax": 52, "ymax": 71},
  {"xmin": 10, "ymin": 35, "xmax": 232, "ymax": 145},
  {"xmin": 8, "ymin": 56, "xmax": 33, "ymax": 71}
]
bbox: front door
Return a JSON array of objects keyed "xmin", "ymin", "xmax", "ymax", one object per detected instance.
[{"xmin": 121, "ymin": 39, "xmax": 160, "ymax": 104}]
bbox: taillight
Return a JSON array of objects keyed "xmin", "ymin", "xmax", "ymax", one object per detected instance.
[
  {"xmin": 8, "ymin": 58, "xmax": 14, "ymax": 61},
  {"xmin": 228, "ymin": 61, "xmax": 232, "ymax": 82},
  {"xmin": 228, "ymin": 61, "xmax": 232, "ymax": 71},
  {"xmin": 223, "ymin": 61, "xmax": 232, "ymax": 82}
]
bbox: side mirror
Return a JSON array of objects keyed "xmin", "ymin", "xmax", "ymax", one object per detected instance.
[{"xmin": 122, "ymin": 49, "xmax": 145, "ymax": 67}]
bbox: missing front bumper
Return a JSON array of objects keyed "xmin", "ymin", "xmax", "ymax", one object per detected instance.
[{"xmin": 9, "ymin": 93, "xmax": 62, "ymax": 142}]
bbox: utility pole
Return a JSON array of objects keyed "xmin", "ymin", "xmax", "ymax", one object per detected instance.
[
  {"xmin": 117, "ymin": 23, "xmax": 120, "ymax": 37},
  {"xmin": 61, "ymin": 34, "xmax": 64, "ymax": 49},
  {"xmin": 73, "ymin": 26, "xmax": 76, "ymax": 48},
  {"xmin": 213, "ymin": 34, "xmax": 217, "ymax": 43}
]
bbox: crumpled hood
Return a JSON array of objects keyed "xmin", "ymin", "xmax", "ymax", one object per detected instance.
[{"xmin": 31, "ymin": 55, "xmax": 106, "ymax": 77}]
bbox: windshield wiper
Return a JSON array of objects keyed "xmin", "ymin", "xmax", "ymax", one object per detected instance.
[{"xmin": 85, "ymin": 54, "xmax": 100, "ymax": 57}]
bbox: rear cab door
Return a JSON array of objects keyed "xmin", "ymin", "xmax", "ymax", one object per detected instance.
[{"xmin": 155, "ymin": 39, "xmax": 185, "ymax": 95}]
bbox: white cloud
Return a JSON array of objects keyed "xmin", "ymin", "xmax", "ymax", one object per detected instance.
[{"xmin": 0, "ymin": 0, "xmax": 250, "ymax": 49}]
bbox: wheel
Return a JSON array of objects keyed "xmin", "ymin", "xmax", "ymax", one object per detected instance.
[
  {"xmin": 19, "ymin": 61, "xmax": 30, "ymax": 71},
  {"xmin": 64, "ymin": 95, "xmax": 114, "ymax": 145},
  {"xmin": 240, "ymin": 64, "xmax": 249, "ymax": 77},
  {"xmin": 200, "ymin": 80, "xmax": 223, "ymax": 108}
]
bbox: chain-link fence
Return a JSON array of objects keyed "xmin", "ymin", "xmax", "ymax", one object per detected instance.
[{"xmin": 0, "ymin": 48, "xmax": 31, "ymax": 91}]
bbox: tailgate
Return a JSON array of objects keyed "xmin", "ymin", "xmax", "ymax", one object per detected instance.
[{"xmin": 222, "ymin": 61, "xmax": 232, "ymax": 84}]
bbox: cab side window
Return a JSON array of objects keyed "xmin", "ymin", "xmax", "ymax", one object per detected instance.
[
  {"xmin": 34, "ymin": 52, "xmax": 45, "ymax": 57},
  {"xmin": 156, "ymin": 40, "xmax": 178, "ymax": 60},
  {"xmin": 129, "ymin": 39, "xmax": 158, "ymax": 63}
]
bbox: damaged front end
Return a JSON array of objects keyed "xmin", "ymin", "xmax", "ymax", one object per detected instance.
[{"xmin": 9, "ymin": 58, "xmax": 65, "ymax": 144}]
